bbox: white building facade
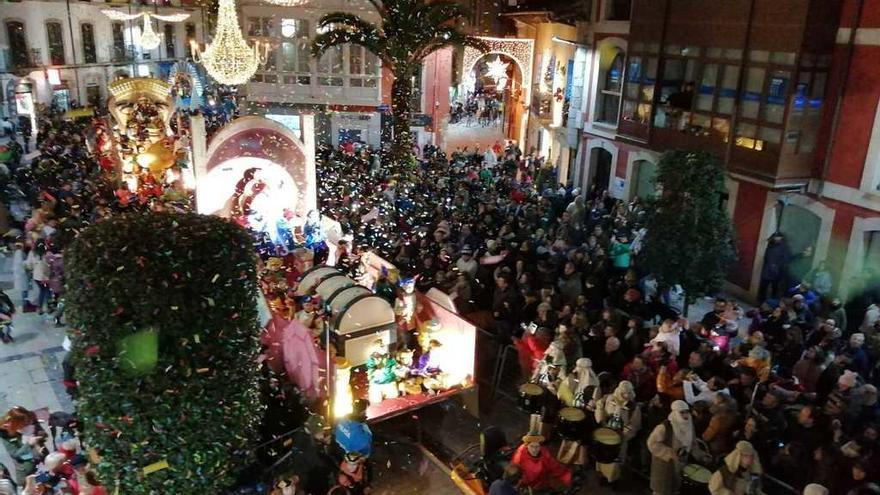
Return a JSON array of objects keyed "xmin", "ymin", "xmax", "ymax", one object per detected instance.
[
  {"xmin": 239, "ymin": 0, "xmax": 386, "ymax": 148},
  {"xmin": 0, "ymin": 0, "xmax": 204, "ymax": 116}
]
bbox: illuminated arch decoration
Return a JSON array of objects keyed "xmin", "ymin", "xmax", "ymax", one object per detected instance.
[
  {"xmin": 462, "ymin": 37, "xmax": 535, "ymax": 145},
  {"xmin": 167, "ymin": 61, "xmax": 205, "ymax": 110},
  {"xmin": 198, "ymin": 116, "xmax": 316, "ymax": 230}
]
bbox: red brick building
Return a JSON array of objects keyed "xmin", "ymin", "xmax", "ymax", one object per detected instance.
[{"xmin": 569, "ymin": 0, "xmax": 880, "ymax": 301}]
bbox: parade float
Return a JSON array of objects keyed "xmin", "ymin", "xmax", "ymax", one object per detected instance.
[
  {"xmin": 102, "ymin": 77, "xmax": 195, "ymax": 204},
  {"xmin": 292, "ymin": 260, "xmax": 477, "ymax": 422}
]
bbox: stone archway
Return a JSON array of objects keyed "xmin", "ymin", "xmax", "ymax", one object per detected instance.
[{"xmin": 462, "ymin": 37, "xmax": 535, "ymax": 146}]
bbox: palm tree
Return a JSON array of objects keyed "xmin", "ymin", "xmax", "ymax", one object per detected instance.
[{"xmin": 312, "ymin": 0, "xmax": 487, "ymax": 164}]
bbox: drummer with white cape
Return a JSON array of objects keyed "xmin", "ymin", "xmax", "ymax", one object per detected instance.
[{"xmin": 647, "ymin": 400, "xmax": 709, "ymax": 495}]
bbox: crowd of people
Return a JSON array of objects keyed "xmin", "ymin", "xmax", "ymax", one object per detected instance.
[
  {"xmin": 317, "ymin": 139, "xmax": 880, "ymax": 494},
  {"xmin": 1, "ymin": 96, "xmax": 879, "ymax": 495},
  {"xmin": 449, "ymin": 92, "xmax": 504, "ymax": 127},
  {"xmin": 0, "ymin": 103, "xmax": 199, "ymax": 494}
]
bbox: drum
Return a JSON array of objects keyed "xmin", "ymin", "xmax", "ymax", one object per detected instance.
[
  {"xmin": 557, "ymin": 407, "xmax": 586, "ymax": 441},
  {"xmin": 591, "ymin": 427, "xmax": 621, "ymax": 464},
  {"xmin": 518, "ymin": 383, "xmax": 545, "ymax": 414},
  {"xmin": 681, "ymin": 464, "xmax": 712, "ymax": 495}
]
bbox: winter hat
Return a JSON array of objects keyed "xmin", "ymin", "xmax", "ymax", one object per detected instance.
[
  {"xmin": 803, "ymin": 484, "xmax": 829, "ymax": 495},
  {"xmin": 44, "ymin": 452, "xmax": 66, "ymax": 471},
  {"xmin": 838, "ymin": 370, "xmax": 858, "ymax": 389},
  {"xmin": 460, "ymin": 245, "xmax": 473, "ymax": 255}
]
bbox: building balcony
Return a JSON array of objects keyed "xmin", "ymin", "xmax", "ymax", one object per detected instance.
[
  {"xmin": 247, "ymin": 73, "xmax": 382, "ymax": 107},
  {"xmin": 503, "ymin": 0, "xmax": 592, "ymax": 23}
]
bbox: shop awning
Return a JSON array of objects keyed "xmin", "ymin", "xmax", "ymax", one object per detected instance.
[{"xmin": 63, "ymin": 108, "xmax": 94, "ymax": 119}]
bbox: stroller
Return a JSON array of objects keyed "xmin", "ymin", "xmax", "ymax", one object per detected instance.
[{"xmin": 0, "ymin": 290, "xmax": 14, "ymax": 343}]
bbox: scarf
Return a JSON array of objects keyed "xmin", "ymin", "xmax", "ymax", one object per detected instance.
[{"xmin": 668, "ymin": 401, "xmax": 694, "ymax": 451}]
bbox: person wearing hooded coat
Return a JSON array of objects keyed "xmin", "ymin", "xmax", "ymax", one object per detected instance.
[
  {"xmin": 555, "ymin": 358, "xmax": 601, "ymax": 465},
  {"xmin": 647, "ymin": 400, "xmax": 700, "ymax": 495},
  {"xmin": 709, "ymin": 441, "xmax": 765, "ymax": 495},
  {"xmin": 594, "ymin": 380, "xmax": 642, "ymax": 484}
]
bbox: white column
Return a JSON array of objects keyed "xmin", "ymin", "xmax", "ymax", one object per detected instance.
[
  {"xmin": 302, "ymin": 113, "xmax": 317, "ymax": 213},
  {"xmin": 190, "ymin": 114, "xmax": 208, "ymax": 212}
]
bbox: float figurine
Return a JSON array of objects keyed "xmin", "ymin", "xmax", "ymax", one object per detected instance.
[
  {"xmin": 365, "ymin": 339, "xmax": 399, "ymax": 404},
  {"xmin": 394, "ymin": 277, "xmax": 417, "ymax": 346}
]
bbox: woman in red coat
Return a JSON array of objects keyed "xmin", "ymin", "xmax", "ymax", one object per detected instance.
[{"xmin": 511, "ymin": 433, "xmax": 572, "ymax": 491}]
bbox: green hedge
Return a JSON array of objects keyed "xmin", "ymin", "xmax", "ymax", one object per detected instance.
[{"xmin": 65, "ymin": 212, "xmax": 265, "ymax": 493}]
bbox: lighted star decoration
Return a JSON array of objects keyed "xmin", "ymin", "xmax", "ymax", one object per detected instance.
[
  {"xmin": 463, "ymin": 37, "xmax": 534, "ymax": 99},
  {"xmin": 486, "ymin": 57, "xmax": 509, "ymax": 84}
]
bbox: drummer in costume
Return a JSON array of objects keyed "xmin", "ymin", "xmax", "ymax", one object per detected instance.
[
  {"xmin": 647, "ymin": 400, "xmax": 702, "ymax": 495},
  {"xmin": 511, "ymin": 431, "xmax": 572, "ymax": 492},
  {"xmin": 708, "ymin": 441, "xmax": 764, "ymax": 495},
  {"xmin": 594, "ymin": 380, "xmax": 641, "ymax": 485},
  {"xmin": 531, "ymin": 341, "xmax": 566, "ymax": 438},
  {"xmin": 555, "ymin": 358, "xmax": 600, "ymax": 465}
]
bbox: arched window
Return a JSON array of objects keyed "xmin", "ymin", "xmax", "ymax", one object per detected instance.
[
  {"xmin": 596, "ymin": 50, "xmax": 624, "ymax": 124},
  {"xmin": 6, "ymin": 21, "xmax": 30, "ymax": 68},
  {"xmin": 81, "ymin": 23, "xmax": 96, "ymax": 63},
  {"xmin": 46, "ymin": 21, "xmax": 65, "ymax": 65}
]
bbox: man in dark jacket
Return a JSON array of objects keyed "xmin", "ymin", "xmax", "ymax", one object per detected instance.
[
  {"xmin": 758, "ymin": 232, "xmax": 791, "ymax": 302},
  {"xmin": 493, "ymin": 274, "xmax": 521, "ymax": 343}
]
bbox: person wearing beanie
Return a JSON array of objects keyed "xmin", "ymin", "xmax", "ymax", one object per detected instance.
[
  {"xmin": 709, "ymin": 441, "xmax": 764, "ymax": 495},
  {"xmin": 803, "ymin": 483, "xmax": 828, "ymax": 495}
]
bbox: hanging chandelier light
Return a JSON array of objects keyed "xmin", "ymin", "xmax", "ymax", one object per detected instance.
[
  {"xmin": 140, "ymin": 14, "xmax": 161, "ymax": 51},
  {"xmin": 101, "ymin": 9, "xmax": 190, "ymax": 52},
  {"xmin": 190, "ymin": 0, "xmax": 268, "ymax": 86}
]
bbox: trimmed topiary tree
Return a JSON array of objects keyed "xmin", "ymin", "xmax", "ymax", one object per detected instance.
[
  {"xmin": 640, "ymin": 150, "xmax": 737, "ymax": 310},
  {"xmin": 65, "ymin": 212, "xmax": 264, "ymax": 493}
]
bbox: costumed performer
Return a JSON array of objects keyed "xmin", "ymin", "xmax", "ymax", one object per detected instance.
[
  {"xmin": 594, "ymin": 380, "xmax": 641, "ymax": 484},
  {"xmin": 555, "ymin": 358, "xmax": 600, "ymax": 465},
  {"xmin": 394, "ymin": 277, "xmax": 417, "ymax": 346},
  {"xmin": 366, "ymin": 339, "xmax": 399, "ymax": 404},
  {"xmin": 511, "ymin": 431, "xmax": 572, "ymax": 492},
  {"xmin": 647, "ymin": 400, "xmax": 703, "ymax": 495},
  {"xmin": 708, "ymin": 441, "xmax": 764, "ymax": 495}
]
